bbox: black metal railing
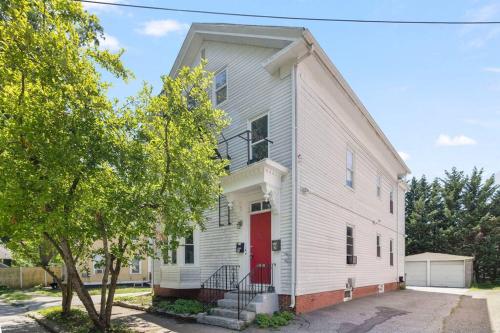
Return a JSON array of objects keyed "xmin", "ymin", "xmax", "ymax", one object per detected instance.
[
  {"xmin": 200, "ymin": 265, "xmax": 239, "ymax": 305},
  {"xmin": 236, "ymin": 263, "xmax": 275, "ymax": 320},
  {"xmin": 217, "ymin": 130, "xmax": 274, "ymax": 169}
]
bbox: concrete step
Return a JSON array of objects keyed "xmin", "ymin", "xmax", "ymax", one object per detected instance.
[
  {"xmin": 197, "ymin": 314, "xmax": 247, "ymax": 331},
  {"xmin": 224, "ymin": 291, "xmax": 270, "ymax": 302},
  {"xmin": 217, "ymin": 298, "xmax": 258, "ymax": 312},
  {"xmin": 210, "ymin": 307, "xmax": 256, "ymax": 321}
]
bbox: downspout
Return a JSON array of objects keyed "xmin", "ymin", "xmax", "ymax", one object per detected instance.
[{"xmin": 290, "ymin": 63, "xmax": 298, "ymax": 309}]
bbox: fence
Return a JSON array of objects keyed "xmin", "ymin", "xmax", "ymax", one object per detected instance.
[{"xmin": 0, "ymin": 266, "xmax": 62, "ymax": 289}]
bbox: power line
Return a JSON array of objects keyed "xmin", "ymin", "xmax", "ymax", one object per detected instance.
[{"xmin": 76, "ymin": 0, "xmax": 500, "ymax": 25}]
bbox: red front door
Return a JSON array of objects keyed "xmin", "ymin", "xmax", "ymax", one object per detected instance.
[{"xmin": 250, "ymin": 211, "xmax": 271, "ymax": 284}]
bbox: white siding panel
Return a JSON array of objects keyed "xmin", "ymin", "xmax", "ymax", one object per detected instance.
[
  {"xmin": 188, "ymin": 41, "xmax": 293, "ymax": 294},
  {"xmin": 295, "ymin": 55, "xmax": 405, "ymax": 295}
]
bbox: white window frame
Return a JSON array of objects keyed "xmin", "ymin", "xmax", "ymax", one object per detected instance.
[
  {"xmin": 376, "ymin": 175, "xmax": 382, "ymax": 198},
  {"xmin": 248, "ymin": 113, "xmax": 270, "ymax": 161},
  {"xmin": 249, "ymin": 200, "xmax": 272, "ymax": 214},
  {"xmin": 346, "ymin": 224, "xmax": 355, "ymax": 265},
  {"xmin": 213, "ymin": 68, "xmax": 227, "ymax": 106},
  {"xmin": 389, "ymin": 186, "xmax": 394, "ymax": 214},
  {"xmin": 93, "ymin": 255, "xmax": 103, "ymax": 275},
  {"xmin": 130, "ymin": 258, "xmax": 141, "ymax": 274},
  {"xmin": 376, "ymin": 234, "xmax": 381, "ymax": 258},
  {"xmin": 184, "ymin": 232, "xmax": 195, "ymax": 265},
  {"xmin": 389, "ymin": 239, "xmax": 394, "ymax": 266},
  {"xmin": 346, "ymin": 149, "xmax": 354, "ymax": 189}
]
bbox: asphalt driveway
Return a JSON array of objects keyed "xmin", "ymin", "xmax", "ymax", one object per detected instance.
[{"xmin": 263, "ymin": 288, "xmax": 499, "ymax": 333}]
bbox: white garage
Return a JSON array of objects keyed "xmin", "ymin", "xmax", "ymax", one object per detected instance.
[{"xmin": 405, "ymin": 252, "xmax": 474, "ymax": 288}]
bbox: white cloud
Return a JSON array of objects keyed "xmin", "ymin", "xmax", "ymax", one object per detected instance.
[
  {"xmin": 138, "ymin": 20, "xmax": 188, "ymax": 37},
  {"xmin": 398, "ymin": 151, "xmax": 410, "ymax": 161},
  {"xmin": 435, "ymin": 134, "xmax": 477, "ymax": 147},
  {"xmin": 467, "ymin": 3, "xmax": 499, "ymax": 22},
  {"xmin": 483, "ymin": 67, "xmax": 500, "ymax": 73},
  {"xmin": 97, "ymin": 33, "xmax": 121, "ymax": 52},
  {"xmin": 461, "ymin": 4, "xmax": 500, "ymax": 48}
]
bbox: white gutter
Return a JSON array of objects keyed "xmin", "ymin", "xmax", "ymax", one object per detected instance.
[{"xmin": 290, "ymin": 63, "xmax": 298, "ymax": 309}]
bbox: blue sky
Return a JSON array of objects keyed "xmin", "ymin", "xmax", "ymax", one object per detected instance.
[{"xmin": 86, "ymin": 0, "xmax": 500, "ymax": 180}]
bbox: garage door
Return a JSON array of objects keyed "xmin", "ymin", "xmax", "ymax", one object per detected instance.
[
  {"xmin": 406, "ymin": 261, "xmax": 427, "ymax": 286},
  {"xmin": 430, "ymin": 261, "xmax": 464, "ymax": 287}
]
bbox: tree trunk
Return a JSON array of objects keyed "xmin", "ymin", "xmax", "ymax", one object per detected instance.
[
  {"xmin": 54, "ymin": 238, "xmax": 106, "ymax": 331},
  {"xmin": 104, "ymin": 259, "xmax": 122, "ymax": 327},
  {"xmin": 61, "ymin": 277, "xmax": 73, "ymax": 316}
]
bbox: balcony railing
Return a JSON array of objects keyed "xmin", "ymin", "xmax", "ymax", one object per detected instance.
[{"xmin": 216, "ymin": 130, "xmax": 273, "ymax": 172}]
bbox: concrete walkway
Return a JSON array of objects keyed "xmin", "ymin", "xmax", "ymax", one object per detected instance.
[{"xmin": 0, "ymin": 300, "xmax": 48, "ymax": 333}]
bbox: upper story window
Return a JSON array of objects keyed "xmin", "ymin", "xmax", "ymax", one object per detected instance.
[
  {"xmin": 376, "ymin": 175, "xmax": 381, "ymax": 197},
  {"xmin": 346, "ymin": 149, "xmax": 354, "ymax": 188},
  {"xmin": 389, "ymin": 187, "xmax": 394, "ymax": 214},
  {"xmin": 376, "ymin": 234, "xmax": 381, "ymax": 257},
  {"xmin": 93, "ymin": 255, "xmax": 103, "ymax": 274},
  {"xmin": 184, "ymin": 232, "xmax": 194, "ymax": 264},
  {"xmin": 130, "ymin": 257, "xmax": 141, "ymax": 274},
  {"xmin": 346, "ymin": 226, "xmax": 356, "ymax": 265},
  {"xmin": 389, "ymin": 239, "xmax": 394, "ymax": 266},
  {"xmin": 214, "ymin": 69, "xmax": 227, "ymax": 105},
  {"xmin": 250, "ymin": 115, "xmax": 268, "ymax": 162}
]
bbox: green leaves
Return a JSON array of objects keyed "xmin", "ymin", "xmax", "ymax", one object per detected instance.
[{"xmin": 406, "ymin": 168, "xmax": 499, "ymax": 282}]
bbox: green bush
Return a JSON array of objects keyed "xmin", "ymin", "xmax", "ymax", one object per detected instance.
[
  {"xmin": 156, "ymin": 299, "xmax": 206, "ymax": 314},
  {"xmin": 255, "ymin": 311, "xmax": 294, "ymax": 328}
]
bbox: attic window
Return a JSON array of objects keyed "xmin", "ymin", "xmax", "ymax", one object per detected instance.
[{"xmin": 215, "ymin": 69, "xmax": 227, "ymax": 105}]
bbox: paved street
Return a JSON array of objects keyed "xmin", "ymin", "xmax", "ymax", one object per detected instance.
[{"xmin": 1, "ymin": 288, "xmax": 498, "ymax": 332}]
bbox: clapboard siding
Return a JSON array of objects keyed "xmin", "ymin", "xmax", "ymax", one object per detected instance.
[
  {"xmin": 188, "ymin": 41, "xmax": 293, "ymax": 293},
  {"xmin": 295, "ymin": 55, "xmax": 405, "ymax": 295}
]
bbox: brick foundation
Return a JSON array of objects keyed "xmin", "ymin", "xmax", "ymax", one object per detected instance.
[
  {"xmin": 153, "ymin": 285, "xmax": 201, "ymax": 299},
  {"xmin": 295, "ymin": 281, "xmax": 401, "ymax": 314}
]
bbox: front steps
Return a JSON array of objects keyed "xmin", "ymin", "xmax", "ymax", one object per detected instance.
[{"xmin": 197, "ymin": 291, "xmax": 279, "ymax": 330}]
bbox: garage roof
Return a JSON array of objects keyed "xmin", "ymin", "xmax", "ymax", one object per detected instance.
[{"xmin": 405, "ymin": 252, "xmax": 473, "ymax": 261}]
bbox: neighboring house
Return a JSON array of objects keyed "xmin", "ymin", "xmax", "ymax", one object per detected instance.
[
  {"xmin": 79, "ymin": 242, "xmax": 149, "ymax": 286},
  {"xmin": 406, "ymin": 252, "xmax": 474, "ymax": 288},
  {"xmin": 0, "ymin": 244, "xmax": 12, "ymax": 267},
  {"xmin": 153, "ymin": 23, "xmax": 409, "ymax": 318}
]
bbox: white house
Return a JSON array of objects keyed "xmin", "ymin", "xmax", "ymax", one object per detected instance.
[{"xmin": 152, "ymin": 23, "xmax": 409, "ymax": 326}]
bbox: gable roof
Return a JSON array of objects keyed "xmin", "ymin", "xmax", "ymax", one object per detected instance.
[
  {"xmin": 406, "ymin": 252, "xmax": 474, "ymax": 261},
  {"xmin": 171, "ymin": 23, "xmax": 410, "ymax": 175}
]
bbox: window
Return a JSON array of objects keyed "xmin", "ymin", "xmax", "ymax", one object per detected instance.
[
  {"xmin": 346, "ymin": 226, "xmax": 355, "ymax": 264},
  {"xmin": 250, "ymin": 115, "xmax": 268, "ymax": 162},
  {"xmin": 162, "ymin": 248, "xmax": 177, "ymax": 265},
  {"xmin": 251, "ymin": 200, "xmax": 271, "ymax": 212},
  {"xmin": 201, "ymin": 48, "xmax": 206, "ymax": 60},
  {"xmin": 376, "ymin": 175, "xmax": 381, "ymax": 197},
  {"xmin": 346, "ymin": 150, "xmax": 354, "ymax": 188},
  {"xmin": 214, "ymin": 69, "xmax": 227, "ymax": 105},
  {"xmin": 93, "ymin": 255, "xmax": 103, "ymax": 274},
  {"xmin": 130, "ymin": 258, "xmax": 141, "ymax": 274},
  {"xmin": 184, "ymin": 232, "xmax": 194, "ymax": 264},
  {"xmin": 376, "ymin": 235, "xmax": 381, "ymax": 257},
  {"xmin": 390, "ymin": 240, "xmax": 394, "ymax": 266},
  {"xmin": 389, "ymin": 187, "xmax": 394, "ymax": 214}
]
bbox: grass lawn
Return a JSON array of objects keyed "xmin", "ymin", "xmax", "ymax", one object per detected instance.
[
  {"xmin": 470, "ymin": 281, "xmax": 500, "ymax": 291},
  {"xmin": 30, "ymin": 285, "xmax": 151, "ymax": 297},
  {"xmin": 115, "ymin": 294, "xmax": 152, "ymax": 308},
  {"xmin": 37, "ymin": 306, "xmax": 135, "ymax": 333},
  {"xmin": 0, "ymin": 288, "xmax": 33, "ymax": 303}
]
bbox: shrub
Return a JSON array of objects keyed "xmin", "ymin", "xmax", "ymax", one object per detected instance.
[
  {"xmin": 255, "ymin": 311, "xmax": 294, "ymax": 328},
  {"xmin": 156, "ymin": 299, "xmax": 206, "ymax": 314}
]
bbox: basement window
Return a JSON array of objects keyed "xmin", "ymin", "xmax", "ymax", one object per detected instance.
[{"xmin": 390, "ymin": 239, "xmax": 394, "ymax": 266}]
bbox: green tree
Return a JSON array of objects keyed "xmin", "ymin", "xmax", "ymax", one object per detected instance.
[
  {"xmin": 0, "ymin": 0, "xmax": 128, "ymax": 326},
  {"xmin": 405, "ymin": 168, "xmax": 499, "ymax": 283}
]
